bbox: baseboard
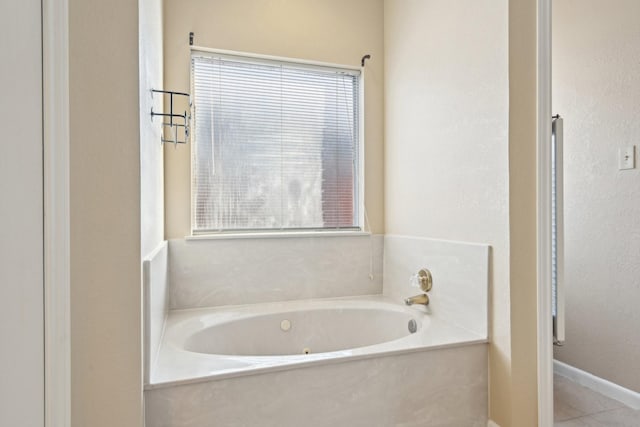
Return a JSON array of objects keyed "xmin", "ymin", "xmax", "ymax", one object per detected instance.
[
  {"xmin": 554, "ymin": 360, "xmax": 640, "ymax": 410},
  {"xmin": 487, "ymin": 421, "xmax": 500, "ymax": 427}
]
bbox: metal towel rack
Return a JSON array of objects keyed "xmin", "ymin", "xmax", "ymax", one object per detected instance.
[{"xmin": 150, "ymin": 89, "xmax": 191, "ymax": 145}]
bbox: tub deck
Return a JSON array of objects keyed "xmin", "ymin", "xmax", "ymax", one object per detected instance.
[{"xmin": 148, "ymin": 295, "xmax": 486, "ymax": 389}]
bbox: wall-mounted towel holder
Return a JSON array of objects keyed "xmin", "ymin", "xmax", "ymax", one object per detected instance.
[{"xmin": 150, "ymin": 89, "xmax": 191, "ymax": 145}]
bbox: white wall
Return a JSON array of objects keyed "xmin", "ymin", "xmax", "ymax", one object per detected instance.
[
  {"xmin": 140, "ymin": 0, "xmax": 165, "ymax": 258},
  {"xmin": 384, "ymin": 0, "xmax": 513, "ymax": 423},
  {"xmin": 0, "ymin": 1, "xmax": 44, "ymax": 426},
  {"xmin": 553, "ymin": 0, "xmax": 640, "ymax": 392}
]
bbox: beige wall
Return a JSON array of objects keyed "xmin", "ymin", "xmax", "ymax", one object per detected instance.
[
  {"xmin": 163, "ymin": 0, "xmax": 385, "ymax": 237},
  {"xmin": 553, "ymin": 0, "xmax": 640, "ymax": 392},
  {"xmin": 70, "ymin": 0, "xmax": 143, "ymax": 425},
  {"xmin": 383, "ymin": 0, "xmax": 517, "ymax": 424},
  {"xmin": 508, "ymin": 0, "xmax": 539, "ymax": 424}
]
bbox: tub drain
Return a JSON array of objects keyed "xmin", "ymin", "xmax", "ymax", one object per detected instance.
[{"xmin": 303, "ymin": 347, "xmax": 311, "ymax": 354}]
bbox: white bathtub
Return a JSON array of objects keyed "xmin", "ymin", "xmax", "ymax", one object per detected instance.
[
  {"xmin": 145, "ymin": 236, "xmax": 490, "ymax": 426},
  {"xmin": 149, "ymin": 295, "xmax": 485, "ymax": 388},
  {"xmin": 146, "ymin": 295, "xmax": 488, "ymax": 426}
]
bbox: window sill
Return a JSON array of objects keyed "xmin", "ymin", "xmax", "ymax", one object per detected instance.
[{"xmin": 185, "ymin": 230, "xmax": 371, "ymax": 241}]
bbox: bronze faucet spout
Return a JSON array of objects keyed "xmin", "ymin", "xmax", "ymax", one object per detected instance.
[{"xmin": 404, "ymin": 293, "xmax": 429, "ymax": 306}]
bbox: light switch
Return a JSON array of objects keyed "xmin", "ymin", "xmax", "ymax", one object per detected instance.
[{"xmin": 619, "ymin": 146, "xmax": 635, "ymax": 170}]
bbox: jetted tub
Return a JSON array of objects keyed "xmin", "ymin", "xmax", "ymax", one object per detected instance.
[
  {"xmin": 145, "ymin": 236, "xmax": 491, "ymax": 426},
  {"xmin": 148, "ymin": 295, "xmax": 485, "ymax": 387},
  {"xmin": 146, "ymin": 295, "xmax": 488, "ymax": 426}
]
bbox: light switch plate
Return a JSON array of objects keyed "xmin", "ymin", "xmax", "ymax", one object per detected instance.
[{"xmin": 619, "ymin": 146, "xmax": 635, "ymax": 170}]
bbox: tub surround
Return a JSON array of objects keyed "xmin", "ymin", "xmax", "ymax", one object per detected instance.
[
  {"xmin": 168, "ymin": 234, "xmax": 384, "ymax": 309},
  {"xmin": 164, "ymin": 234, "xmax": 488, "ymax": 331},
  {"xmin": 143, "ymin": 240, "xmax": 169, "ymax": 384},
  {"xmin": 146, "ymin": 343, "xmax": 487, "ymax": 427},
  {"xmin": 383, "ymin": 235, "xmax": 489, "ymax": 338}
]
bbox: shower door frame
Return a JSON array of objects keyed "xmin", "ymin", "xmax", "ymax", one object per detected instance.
[{"xmin": 537, "ymin": 0, "xmax": 554, "ymax": 425}]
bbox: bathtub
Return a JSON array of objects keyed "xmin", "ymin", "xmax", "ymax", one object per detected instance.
[{"xmin": 146, "ymin": 295, "xmax": 489, "ymax": 426}]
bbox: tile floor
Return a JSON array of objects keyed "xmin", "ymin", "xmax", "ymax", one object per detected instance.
[{"xmin": 554, "ymin": 374, "xmax": 640, "ymax": 426}]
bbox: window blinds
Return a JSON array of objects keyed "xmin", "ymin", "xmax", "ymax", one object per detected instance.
[{"xmin": 191, "ymin": 52, "xmax": 361, "ymax": 233}]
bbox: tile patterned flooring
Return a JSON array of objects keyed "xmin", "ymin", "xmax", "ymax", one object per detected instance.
[{"xmin": 554, "ymin": 374, "xmax": 640, "ymax": 426}]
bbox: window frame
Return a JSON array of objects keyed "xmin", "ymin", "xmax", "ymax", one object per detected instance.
[{"xmin": 189, "ymin": 46, "xmax": 366, "ymax": 237}]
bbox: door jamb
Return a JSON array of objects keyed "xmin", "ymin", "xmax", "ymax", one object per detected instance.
[
  {"xmin": 43, "ymin": 0, "xmax": 71, "ymax": 425},
  {"xmin": 537, "ymin": 0, "xmax": 554, "ymax": 425}
]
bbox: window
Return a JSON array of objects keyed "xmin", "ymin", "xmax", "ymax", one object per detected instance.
[{"xmin": 191, "ymin": 51, "xmax": 362, "ymax": 234}]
